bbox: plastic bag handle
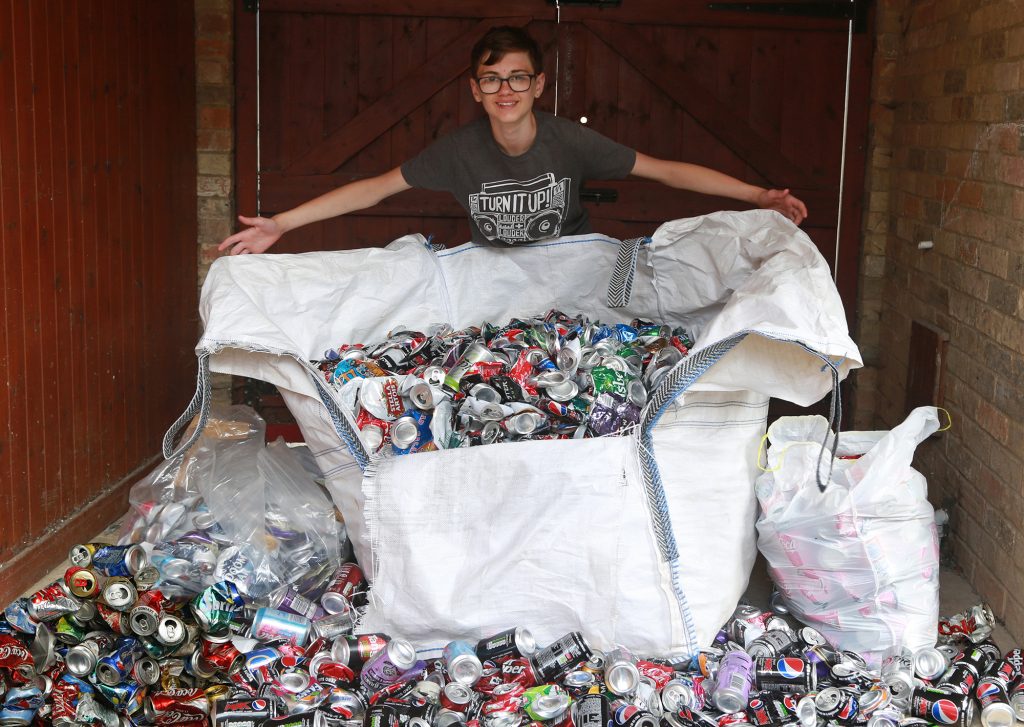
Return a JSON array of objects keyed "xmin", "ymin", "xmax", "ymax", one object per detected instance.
[
  {"xmin": 162, "ymin": 353, "xmax": 212, "ymax": 460},
  {"xmin": 606, "ymin": 237, "xmax": 649, "ymax": 309}
]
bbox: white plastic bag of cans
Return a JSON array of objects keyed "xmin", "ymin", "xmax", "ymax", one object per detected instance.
[
  {"xmin": 755, "ymin": 406, "xmax": 943, "ymax": 664},
  {"xmin": 189, "ymin": 210, "xmax": 862, "ymax": 658}
]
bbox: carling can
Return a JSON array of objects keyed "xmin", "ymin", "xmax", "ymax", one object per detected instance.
[
  {"xmin": 753, "ymin": 656, "xmax": 816, "ymax": 694},
  {"xmin": 476, "ymin": 627, "xmax": 537, "ymax": 663},
  {"xmin": 129, "ymin": 589, "xmax": 165, "ymax": 636},
  {"xmin": 250, "ymin": 608, "xmax": 311, "ymax": 646},
  {"xmin": 712, "ymin": 650, "xmax": 753, "ymax": 714},
  {"xmin": 909, "ymin": 687, "xmax": 974, "ymax": 727},
  {"xmin": 443, "ymin": 640, "xmax": 484, "ymax": 685},
  {"xmin": 360, "ymin": 638, "xmax": 419, "ymax": 693},
  {"xmin": 530, "ymin": 631, "xmax": 592, "ymax": 683}
]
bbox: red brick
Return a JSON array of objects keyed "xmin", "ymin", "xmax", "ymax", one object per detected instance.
[
  {"xmin": 198, "ymin": 106, "xmax": 232, "ymax": 130},
  {"xmin": 197, "ymin": 129, "xmax": 233, "ymax": 153}
]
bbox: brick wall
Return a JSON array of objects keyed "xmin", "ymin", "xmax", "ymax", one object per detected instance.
[
  {"xmin": 857, "ymin": 0, "xmax": 1024, "ymax": 640},
  {"xmin": 195, "ymin": 0, "xmax": 234, "ymax": 402}
]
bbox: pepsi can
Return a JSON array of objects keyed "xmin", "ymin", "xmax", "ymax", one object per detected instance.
[
  {"xmin": 746, "ymin": 692, "xmax": 798, "ymax": 726},
  {"xmin": 909, "ymin": 687, "xmax": 974, "ymax": 727},
  {"xmin": 976, "ymin": 676, "xmax": 1015, "ymax": 727},
  {"xmin": 814, "ymin": 687, "xmax": 859, "ymax": 724},
  {"xmin": 753, "ymin": 656, "xmax": 816, "ymax": 694}
]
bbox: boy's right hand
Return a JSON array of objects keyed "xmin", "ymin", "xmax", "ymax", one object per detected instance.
[{"xmin": 218, "ymin": 215, "xmax": 283, "ymax": 255}]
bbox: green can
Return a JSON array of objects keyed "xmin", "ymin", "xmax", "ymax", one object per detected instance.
[
  {"xmin": 523, "ymin": 684, "xmax": 572, "ymax": 722},
  {"xmin": 54, "ymin": 614, "xmax": 88, "ymax": 645},
  {"xmin": 190, "ymin": 581, "xmax": 244, "ymax": 635},
  {"xmin": 590, "ymin": 366, "xmax": 631, "ymax": 398}
]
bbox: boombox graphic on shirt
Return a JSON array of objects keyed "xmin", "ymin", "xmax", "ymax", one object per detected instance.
[{"xmin": 468, "ymin": 173, "xmax": 570, "ymax": 243}]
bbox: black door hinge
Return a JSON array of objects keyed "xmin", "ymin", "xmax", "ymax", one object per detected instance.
[{"xmin": 708, "ymin": 0, "xmax": 871, "ymax": 33}]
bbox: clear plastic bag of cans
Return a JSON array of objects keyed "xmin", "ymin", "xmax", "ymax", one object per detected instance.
[
  {"xmin": 117, "ymin": 405, "xmax": 346, "ymax": 602},
  {"xmin": 313, "ymin": 310, "xmax": 692, "ymax": 455},
  {"xmin": 754, "ymin": 407, "xmax": 943, "ymax": 664}
]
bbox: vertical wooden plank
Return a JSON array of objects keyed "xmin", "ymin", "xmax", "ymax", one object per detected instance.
[
  {"xmin": 60, "ymin": 0, "xmax": 85, "ymax": 510},
  {"xmin": 11, "ymin": 0, "xmax": 42, "ymax": 543},
  {"xmin": 236, "ymin": 0, "xmax": 259, "ymax": 216},
  {"xmin": 390, "ymin": 16, "xmax": 426, "ymax": 241},
  {"xmin": 126, "ymin": 0, "xmax": 143, "ymax": 462},
  {"xmin": 111, "ymin": 0, "xmax": 130, "ymax": 471},
  {"xmin": 95, "ymin": 0, "xmax": 114, "ymax": 484},
  {"xmin": 331, "ymin": 15, "xmax": 362, "ymax": 176},
  {"xmin": 617, "ymin": 29, "xmax": 652, "ymax": 157},
  {"xmin": 80, "ymin": 0, "xmax": 101, "ymax": 495},
  {"xmin": 282, "ymin": 13, "xmax": 325, "ymax": 173},
  {"xmin": 31, "ymin": 0, "xmax": 61, "ymax": 529},
  {"xmin": 0, "ymin": 0, "xmax": 21, "ymax": 553},
  {"xmin": 581, "ymin": 24, "xmax": 620, "ymax": 149}
]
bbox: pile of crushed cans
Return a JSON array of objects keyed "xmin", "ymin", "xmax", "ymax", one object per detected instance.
[
  {"xmin": 314, "ymin": 310, "xmax": 692, "ymax": 453},
  {"xmin": 1, "ymin": 539, "xmax": 1019, "ymax": 727}
]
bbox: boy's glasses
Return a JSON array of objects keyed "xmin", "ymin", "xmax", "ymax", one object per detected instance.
[{"xmin": 476, "ymin": 74, "xmax": 537, "ymax": 94}]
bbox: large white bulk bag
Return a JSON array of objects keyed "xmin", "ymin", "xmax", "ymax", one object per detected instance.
[{"xmin": 167, "ymin": 210, "xmax": 861, "ymax": 659}]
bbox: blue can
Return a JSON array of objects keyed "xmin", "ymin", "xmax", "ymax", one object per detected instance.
[
  {"xmin": 2, "ymin": 685, "xmax": 44, "ymax": 722},
  {"xmin": 2, "ymin": 600, "xmax": 37, "ymax": 634},
  {"xmin": 91, "ymin": 544, "xmax": 146, "ymax": 578},
  {"xmin": 95, "ymin": 637, "xmax": 138, "ymax": 686},
  {"xmin": 95, "ymin": 679, "xmax": 146, "ymax": 714}
]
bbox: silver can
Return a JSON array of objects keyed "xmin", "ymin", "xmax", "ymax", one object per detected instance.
[
  {"xmin": 101, "ymin": 578, "xmax": 138, "ymax": 612},
  {"xmin": 604, "ymin": 647, "xmax": 641, "ymax": 696}
]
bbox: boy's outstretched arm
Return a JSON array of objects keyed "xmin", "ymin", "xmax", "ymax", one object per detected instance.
[
  {"xmin": 629, "ymin": 152, "xmax": 808, "ymax": 225},
  {"xmin": 219, "ymin": 166, "xmax": 412, "ymax": 255}
]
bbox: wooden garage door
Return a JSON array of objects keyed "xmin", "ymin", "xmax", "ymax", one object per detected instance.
[{"xmin": 235, "ymin": 0, "xmax": 871, "ymax": 315}]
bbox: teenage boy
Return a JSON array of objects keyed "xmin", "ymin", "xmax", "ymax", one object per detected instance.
[{"xmin": 219, "ymin": 26, "xmax": 807, "ymax": 254}]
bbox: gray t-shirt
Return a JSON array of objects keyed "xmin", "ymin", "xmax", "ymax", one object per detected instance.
[{"xmin": 401, "ymin": 112, "xmax": 636, "ymax": 244}]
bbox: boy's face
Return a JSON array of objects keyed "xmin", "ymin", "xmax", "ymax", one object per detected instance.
[{"xmin": 470, "ymin": 50, "xmax": 545, "ymax": 126}]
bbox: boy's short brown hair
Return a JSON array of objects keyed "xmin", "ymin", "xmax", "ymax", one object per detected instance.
[{"xmin": 470, "ymin": 26, "xmax": 543, "ymax": 75}]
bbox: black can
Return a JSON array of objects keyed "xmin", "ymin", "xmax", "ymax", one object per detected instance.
[
  {"xmin": 984, "ymin": 658, "xmax": 1018, "ymax": 687},
  {"xmin": 573, "ymin": 692, "xmax": 610, "ymax": 727},
  {"xmin": 475, "ymin": 627, "xmax": 536, "ymax": 664},
  {"xmin": 1004, "ymin": 649, "xmax": 1024, "ymax": 678},
  {"xmin": 746, "ymin": 692, "xmax": 798, "ymax": 726},
  {"xmin": 753, "ymin": 657, "xmax": 816, "ymax": 694},
  {"xmin": 530, "ymin": 631, "xmax": 592, "ymax": 683},
  {"xmin": 747, "ymin": 631, "xmax": 797, "ymax": 659},
  {"xmin": 938, "ymin": 647, "xmax": 991, "ymax": 696},
  {"xmin": 909, "ymin": 687, "xmax": 975, "ymax": 727}
]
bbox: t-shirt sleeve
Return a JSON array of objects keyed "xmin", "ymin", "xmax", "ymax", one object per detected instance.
[
  {"xmin": 575, "ymin": 124, "xmax": 637, "ymax": 180},
  {"xmin": 400, "ymin": 133, "xmax": 458, "ymax": 192}
]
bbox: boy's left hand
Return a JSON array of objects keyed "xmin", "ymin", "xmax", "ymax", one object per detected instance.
[{"xmin": 756, "ymin": 188, "xmax": 808, "ymax": 225}]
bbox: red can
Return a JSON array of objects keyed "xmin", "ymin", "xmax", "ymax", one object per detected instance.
[
  {"xmin": 145, "ymin": 688, "xmax": 210, "ymax": 720},
  {"xmin": 321, "ymin": 562, "xmax": 365, "ymax": 615},
  {"xmin": 502, "ymin": 657, "xmax": 537, "ymax": 689},
  {"xmin": 0, "ymin": 635, "xmax": 35, "ymax": 684},
  {"xmin": 202, "ymin": 639, "xmax": 244, "ymax": 674}
]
